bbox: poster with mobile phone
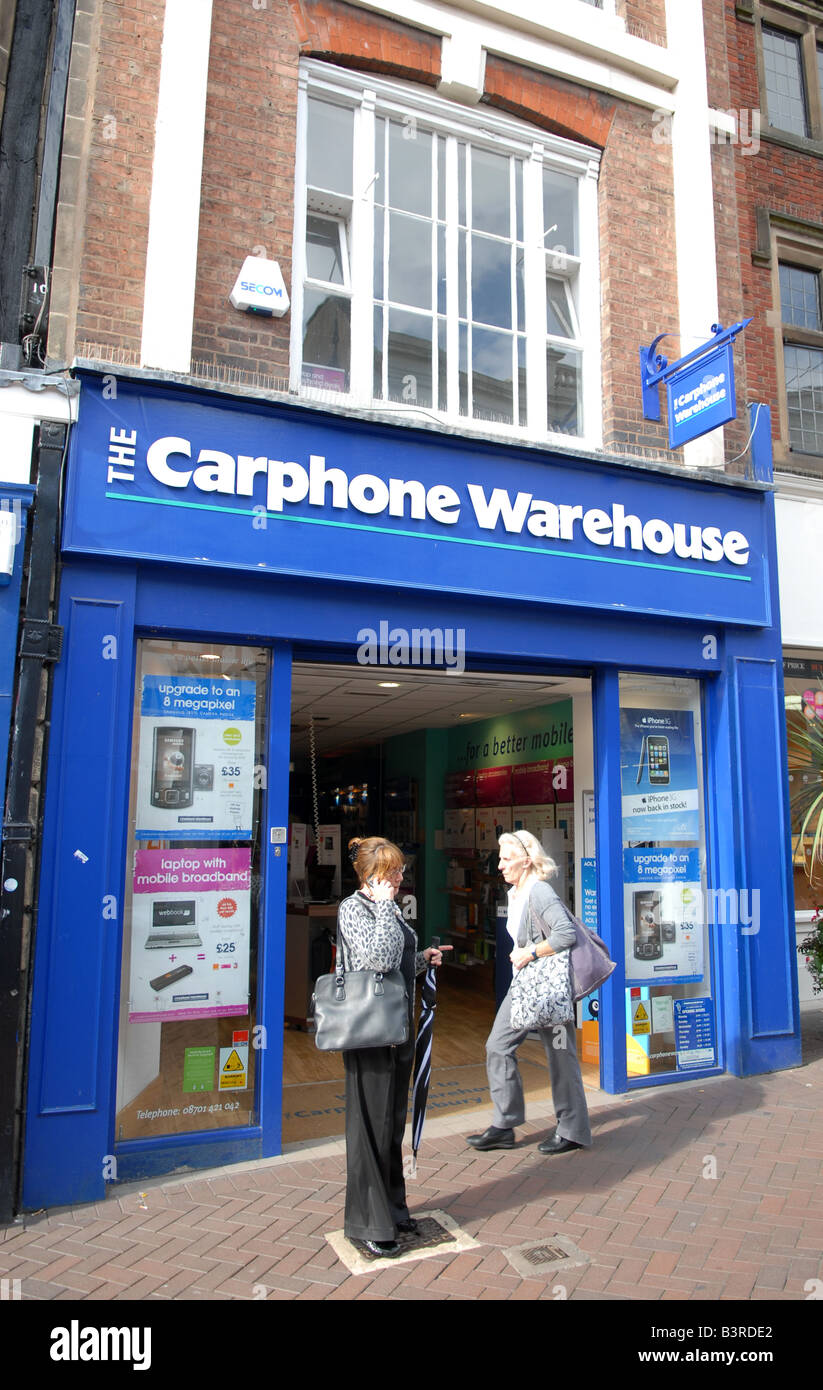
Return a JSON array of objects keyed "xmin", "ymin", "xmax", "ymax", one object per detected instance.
[
  {"xmin": 128, "ymin": 848, "xmax": 251, "ymax": 1021},
  {"xmin": 135, "ymin": 675, "xmax": 256, "ymax": 839},
  {"xmin": 620, "ymin": 709, "xmax": 699, "ymax": 841},
  {"xmin": 623, "ymin": 848, "xmax": 703, "ymax": 985}
]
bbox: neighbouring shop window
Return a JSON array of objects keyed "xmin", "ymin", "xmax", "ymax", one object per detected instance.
[
  {"xmin": 756, "ymin": 5, "xmax": 823, "ymax": 143},
  {"xmin": 784, "ymin": 655, "xmax": 823, "ymax": 911},
  {"xmin": 779, "ymin": 262, "xmax": 823, "ymax": 458},
  {"xmin": 619, "ymin": 674, "xmax": 719, "ymax": 1080},
  {"xmin": 114, "ymin": 640, "xmax": 269, "ymax": 1141},
  {"xmin": 293, "ymin": 61, "xmax": 599, "ymax": 444}
]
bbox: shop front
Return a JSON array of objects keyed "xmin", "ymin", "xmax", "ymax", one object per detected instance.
[{"xmin": 20, "ymin": 366, "xmax": 800, "ymax": 1209}]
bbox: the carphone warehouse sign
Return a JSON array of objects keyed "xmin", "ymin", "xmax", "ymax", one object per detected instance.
[
  {"xmin": 666, "ymin": 341, "xmax": 736, "ymax": 450},
  {"xmin": 64, "ymin": 371, "xmax": 769, "ymax": 626}
]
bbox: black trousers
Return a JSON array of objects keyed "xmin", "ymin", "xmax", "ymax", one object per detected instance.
[{"xmin": 343, "ymin": 1033, "xmax": 415, "ymax": 1241}]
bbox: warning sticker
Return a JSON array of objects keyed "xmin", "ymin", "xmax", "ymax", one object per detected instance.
[
  {"xmin": 218, "ymin": 1043, "xmax": 248, "ymax": 1091},
  {"xmin": 631, "ymin": 999, "xmax": 651, "ymax": 1036}
]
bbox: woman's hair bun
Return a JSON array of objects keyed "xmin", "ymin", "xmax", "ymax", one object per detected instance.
[{"xmin": 347, "ymin": 837, "xmax": 362, "ymax": 864}]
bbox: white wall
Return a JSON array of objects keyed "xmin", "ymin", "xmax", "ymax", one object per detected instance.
[{"xmin": 775, "ymin": 490, "xmax": 823, "ymax": 649}]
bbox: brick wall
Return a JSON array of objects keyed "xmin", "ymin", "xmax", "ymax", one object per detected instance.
[
  {"xmin": 67, "ymin": 0, "xmax": 164, "ymax": 361},
  {"xmin": 619, "ymin": 0, "xmax": 667, "ymax": 47},
  {"xmin": 60, "ymin": 0, "xmax": 687, "ymax": 464},
  {"xmin": 707, "ymin": 0, "xmax": 823, "ymax": 475}
]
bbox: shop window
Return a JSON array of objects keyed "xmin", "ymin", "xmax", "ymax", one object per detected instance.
[
  {"xmin": 784, "ymin": 656, "xmax": 823, "ymax": 912},
  {"xmin": 755, "ymin": 6, "xmax": 823, "ymax": 143},
  {"xmin": 293, "ymin": 61, "xmax": 601, "ymax": 446},
  {"xmin": 774, "ymin": 256, "xmax": 823, "ymax": 461},
  {"xmin": 114, "ymin": 640, "xmax": 270, "ymax": 1142},
  {"xmin": 618, "ymin": 674, "xmax": 719, "ymax": 1081}
]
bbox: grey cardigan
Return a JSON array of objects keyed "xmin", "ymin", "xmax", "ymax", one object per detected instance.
[{"xmin": 517, "ymin": 877, "xmax": 577, "ymax": 953}]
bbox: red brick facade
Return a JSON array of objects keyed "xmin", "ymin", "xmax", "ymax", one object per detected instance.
[
  {"xmin": 704, "ymin": 0, "xmax": 823, "ymax": 475},
  {"xmin": 63, "ymin": 0, "xmax": 692, "ymax": 463}
]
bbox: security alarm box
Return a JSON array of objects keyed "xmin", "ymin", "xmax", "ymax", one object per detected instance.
[{"xmin": 229, "ymin": 256, "xmax": 290, "ymax": 317}]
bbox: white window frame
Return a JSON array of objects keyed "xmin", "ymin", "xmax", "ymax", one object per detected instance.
[{"xmin": 291, "ymin": 60, "xmax": 602, "ymax": 450}]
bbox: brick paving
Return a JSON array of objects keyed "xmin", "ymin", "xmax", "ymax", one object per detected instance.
[{"xmin": 3, "ymin": 1006, "xmax": 822, "ymax": 1303}]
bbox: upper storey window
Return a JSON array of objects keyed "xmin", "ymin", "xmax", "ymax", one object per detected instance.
[{"xmin": 292, "ymin": 63, "xmax": 601, "ymax": 448}]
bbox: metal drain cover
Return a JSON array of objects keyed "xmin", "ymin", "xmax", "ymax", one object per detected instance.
[
  {"xmin": 396, "ymin": 1216, "xmax": 458, "ymax": 1253},
  {"xmin": 505, "ymin": 1234, "xmax": 589, "ymax": 1279}
]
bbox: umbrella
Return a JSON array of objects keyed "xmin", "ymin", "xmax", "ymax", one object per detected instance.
[{"xmin": 410, "ymin": 936, "xmax": 440, "ymax": 1177}]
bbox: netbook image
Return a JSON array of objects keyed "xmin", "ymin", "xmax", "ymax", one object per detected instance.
[{"xmin": 145, "ymin": 899, "xmax": 202, "ymax": 949}]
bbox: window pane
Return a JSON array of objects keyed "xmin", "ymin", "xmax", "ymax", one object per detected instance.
[
  {"xmin": 302, "ymin": 289, "xmax": 350, "ymax": 391},
  {"xmin": 375, "ymin": 116, "xmax": 386, "ymax": 206},
  {"xmin": 307, "ymin": 99, "xmax": 353, "ymax": 194},
  {"xmin": 374, "ymin": 305, "xmax": 384, "ymax": 398},
  {"xmin": 388, "ymin": 119, "xmax": 432, "ymax": 217},
  {"xmin": 437, "ymin": 224, "xmax": 447, "ymax": 316},
  {"xmin": 374, "ymin": 211, "xmax": 384, "ymax": 300},
  {"xmin": 762, "ymin": 26, "xmax": 808, "ymax": 137},
  {"xmin": 438, "ymin": 316, "xmax": 447, "ymax": 411},
  {"xmin": 518, "ymin": 334, "xmax": 527, "ymax": 427},
  {"xmin": 784, "ymin": 344, "xmax": 823, "ymax": 455},
  {"xmin": 306, "ymin": 216, "xmax": 344, "ymax": 285},
  {"xmin": 472, "ymin": 325, "xmax": 514, "ymax": 424},
  {"xmin": 437, "ymin": 134, "xmax": 446, "ymax": 221},
  {"xmin": 471, "ymin": 235, "xmax": 512, "ymax": 330},
  {"xmin": 547, "ymin": 276, "xmax": 575, "ymax": 339},
  {"xmin": 543, "ymin": 168, "xmax": 578, "ymax": 258},
  {"xmin": 779, "ymin": 264, "xmax": 821, "ymax": 330},
  {"xmin": 471, "ymin": 147, "xmax": 511, "ymax": 237},
  {"xmin": 548, "ymin": 344, "xmax": 581, "ymax": 435},
  {"xmin": 388, "ymin": 212, "xmax": 432, "ymax": 310},
  {"xmin": 387, "ymin": 309, "xmax": 433, "ymax": 406}
]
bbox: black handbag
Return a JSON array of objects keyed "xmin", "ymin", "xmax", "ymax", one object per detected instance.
[{"xmin": 311, "ymin": 928, "xmax": 409, "ymax": 1051}]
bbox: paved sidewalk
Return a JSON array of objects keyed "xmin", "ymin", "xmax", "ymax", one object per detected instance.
[{"xmin": 3, "ymin": 1009, "xmax": 822, "ymax": 1303}]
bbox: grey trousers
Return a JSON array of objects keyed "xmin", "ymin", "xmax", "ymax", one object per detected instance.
[{"xmin": 485, "ymin": 986, "xmax": 592, "ymax": 1146}]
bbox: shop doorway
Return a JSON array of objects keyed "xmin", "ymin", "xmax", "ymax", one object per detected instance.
[{"xmin": 282, "ymin": 660, "xmax": 600, "ymax": 1144}]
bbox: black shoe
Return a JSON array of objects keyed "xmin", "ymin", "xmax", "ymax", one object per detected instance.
[
  {"xmin": 467, "ymin": 1126, "xmax": 515, "ymax": 1151},
  {"xmin": 537, "ymin": 1134, "xmax": 585, "ymax": 1155},
  {"xmin": 396, "ymin": 1217, "xmax": 419, "ymax": 1235},
  {"xmin": 352, "ymin": 1237, "xmax": 402, "ymax": 1259}
]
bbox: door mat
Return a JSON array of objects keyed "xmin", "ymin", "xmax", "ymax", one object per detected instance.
[{"xmin": 326, "ymin": 1209, "xmax": 480, "ymax": 1275}]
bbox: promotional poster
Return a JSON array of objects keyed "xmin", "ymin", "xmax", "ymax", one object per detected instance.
[
  {"xmin": 128, "ymin": 848, "xmax": 252, "ymax": 1021},
  {"xmin": 135, "ymin": 676, "xmax": 256, "ymax": 840},
  {"xmin": 623, "ymin": 848, "xmax": 703, "ymax": 985},
  {"xmin": 620, "ymin": 708, "xmax": 699, "ymax": 841}
]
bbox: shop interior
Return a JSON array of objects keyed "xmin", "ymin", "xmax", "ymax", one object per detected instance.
[{"xmin": 282, "ymin": 661, "xmax": 599, "ymax": 1145}]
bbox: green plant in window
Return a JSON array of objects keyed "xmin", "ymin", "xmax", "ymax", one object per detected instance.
[
  {"xmin": 788, "ymin": 711, "xmax": 823, "ymax": 890},
  {"xmin": 798, "ymin": 907, "xmax": 823, "ymax": 997}
]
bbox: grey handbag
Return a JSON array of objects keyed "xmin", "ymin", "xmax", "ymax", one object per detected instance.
[
  {"xmin": 311, "ymin": 929, "xmax": 409, "ymax": 1051},
  {"xmin": 509, "ymin": 903, "xmax": 574, "ymax": 1030},
  {"xmin": 560, "ymin": 902, "xmax": 616, "ymax": 1003}
]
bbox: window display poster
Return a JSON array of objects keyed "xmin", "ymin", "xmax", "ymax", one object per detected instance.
[
  {"xmin": 623, "ymin": 848, "xmax": 703, "ymax": 985},
  {"xmin": 475, "ymin": 805, "xmax": 512, "ymax": 851},
  {"xmin": 512, "ymin": 804, "xmax": 556, "ymax": 840},
  {"xmin": 443, "ymin": 807, "xmax": 476, "ymax": 851},
  {"xmin": 620, "ymin": 708, "xmax": 699, "ymax": 842},
  {"xmin": 129, "ymin": 848, "xmax": 251, "ymax": 1021},
  {"xmin": 445, "ymin": 770, "xmax": 476, "ymax": 807},
  {"xmin": 475, "ymin": 765, "xmax": 512, "ymax": 807},
  {"xmin": 135, "ymin": 675, "xmax": 256, "ymax": 839},
  {"xmin": 674, "ymin": 997, "xmax": 716, "ymax": 1071},
  {"xmin": 511, "ymin": 760, "xmax": 554, "ymax": 804}
]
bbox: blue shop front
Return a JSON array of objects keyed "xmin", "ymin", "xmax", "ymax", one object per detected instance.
[{"xmin": 21, "ymin": 367, "xmax": 800, "ymax": 1208}]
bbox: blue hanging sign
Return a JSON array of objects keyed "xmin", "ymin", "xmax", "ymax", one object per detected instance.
[
  {"xmin": 640, "ymin": 320, "xmax": 751, "ymax": 450},
  {"xmin": 666, "ymin": 341, "xmax": 735, "ymax": 450}
]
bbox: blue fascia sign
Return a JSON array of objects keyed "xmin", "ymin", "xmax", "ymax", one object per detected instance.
[
  {"xmin": 640, "ymin": 321, "xmax": 751, "ymax": 450},
  {"xmin": 64, "ymin": 370, "xmax": 770, "ymax": 627}
]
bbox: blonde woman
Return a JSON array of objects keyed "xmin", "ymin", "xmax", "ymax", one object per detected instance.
[
  {"xmin": 338, "ymin": 837, "xmax": 448, "ymax": 1258},
  {"xmin": 467, "ymin": 830, "xmax": 592, "ymax": 1155}
]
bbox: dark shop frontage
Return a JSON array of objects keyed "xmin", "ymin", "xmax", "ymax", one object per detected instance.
[{"xmin": 20, "ymin": 365, "xmax": 800, "ymax": 1209}]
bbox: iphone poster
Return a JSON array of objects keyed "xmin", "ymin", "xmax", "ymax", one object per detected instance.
[
  {"xmin": 135, "ymin": 675, "xmax": 256, "ymax": 839},
  {"xmin": 128, "ymin": 848, "xmax": 251, "ymax": 1021},
  {"xmin": 620, "ymin": 708, "xmax": 699, "ymax": 842}
]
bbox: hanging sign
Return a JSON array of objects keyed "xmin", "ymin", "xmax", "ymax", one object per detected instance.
[{"xmin": 666, "ymin": 342, "xmax": 735, "ymax": 450}]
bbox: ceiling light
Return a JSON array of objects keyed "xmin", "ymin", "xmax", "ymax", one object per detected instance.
[
  {"xmin": 378, "ymin": 682, "xmax": 400, "ymax": 688},
  {"xmin": 200, "ymin": 653, "xmax": 220, "ymax": 661}
]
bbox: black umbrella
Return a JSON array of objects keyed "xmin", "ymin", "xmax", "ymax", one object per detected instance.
[{"xmin": 410, "ymin": 937, "xmax": 440, "ymax": 1176}]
